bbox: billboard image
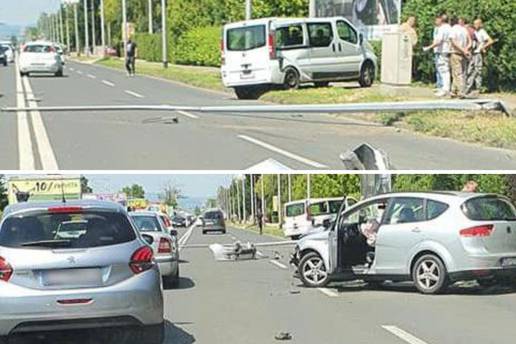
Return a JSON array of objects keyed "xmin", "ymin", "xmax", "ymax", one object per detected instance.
[
  {"xmin": 315, "ymin": 0, "xmax": 401, "ymax": 39},
  {"xmin": 7, "ymin": 176, "xmax": 82, "ymax": 204}
]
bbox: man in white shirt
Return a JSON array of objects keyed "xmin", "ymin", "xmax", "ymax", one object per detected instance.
[
  {"xmin": 423, "ymin": 14, "xmax": 451, "ymax": 97},
  {"xmin": 466, "ymin": 18, "xmax": 495, "ymax": 95},
  {"xmin": 449, "ymin": 16, "xmax": 471, "ymax": 98}
]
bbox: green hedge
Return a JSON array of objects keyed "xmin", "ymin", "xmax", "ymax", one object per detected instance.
[
  {"xmin": 133, "ymin": 33, "xmax": 163, "ymax": 62},
  {"xmin": 174, "ymin": 26, "xmax": 221, "ymax": 67},
  {"xmin": 402, "ymin": 0, "xmax": 515, "ymax": 91}
]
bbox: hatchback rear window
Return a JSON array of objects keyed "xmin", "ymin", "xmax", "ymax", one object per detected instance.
[
  {"xmin": 286, "ymin": 203, "xmax": 305, "ymax": 217},
  {"xmin": 0, "ymin": 210, "xmax": 136, "ymax": 249},
  {"xmin": 227, "ymin": 25, "xmax": 266, "ymax": 51},
  {"xmin": 204, "ymin": 211, "xmax": 222, "ymax": 220},
  {"xmin": 24, "ymin": 45, "xmax": 53, "ymax": 53},
  {"xmin": 131, "ymin": 216, "xmax": 162, "ymax": 232},
  {"xmin": 462, "ymin": 197, "xmax": 516, "ymax": 221}
]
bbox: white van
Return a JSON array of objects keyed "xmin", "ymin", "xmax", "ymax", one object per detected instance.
[
  {"xmin": 284, "ymin": 197, "xmax": 358, "ymax": 239},
  {"xmin": 221, "ymin": 17, "xmax": 377, "ymax": 99}
]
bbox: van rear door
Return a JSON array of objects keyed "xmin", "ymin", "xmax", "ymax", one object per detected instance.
[{"xmin": 224, "ymin": 22, "xmax": 271, "ymax": 85}]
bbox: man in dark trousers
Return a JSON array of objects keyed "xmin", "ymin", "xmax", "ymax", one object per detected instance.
[
  {"xmin": 257, "ymin": 211, "xmax": 264, "ymax": 235},
  {"xmin": 125, "ymin": 39, "xmax": 137, "ymax": 77}
]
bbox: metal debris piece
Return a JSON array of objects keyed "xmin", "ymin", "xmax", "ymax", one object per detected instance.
[
  {"xmin": 275, "ymin": 332, "xmax": 292, "ymax": 341},
  {"xmin": 209, "ymin": 242, "xmax": 257, "ymax": 261},
  {"xmin": 340, "ymin": 143, "xmax": 391, "ymax": 170}
]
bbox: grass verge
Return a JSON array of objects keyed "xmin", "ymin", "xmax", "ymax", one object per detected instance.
[{"xmin": 229, "ymin": 222, "xmax": 286, "ymax": 239}]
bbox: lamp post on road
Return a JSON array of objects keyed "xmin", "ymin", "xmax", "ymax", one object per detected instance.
[
  {"xmin": 90, "ymin": 0, "xmax": 96, "ymax": 53},
  {"xmin": 122, "ymin": 0, "xmax": 128, "ymax": 58},
  {"xmin": 65, "ymin": 5, "xmax": 71, "ymax": 51},
  {"xmin": 148, "ymin": 0, "xmax": 153, "ymax": 34},
  {"xmin": 100, "ymin": 0, "xmax": 106, "ymax": 54},
  {"xmin": 309, "ymin": 0, "xmax": 316, "ymax": 18},
  {"xmin": 64, "ymin": 1, "xmax": 80, "ymax": 54},
  {"xmin": 160, "ymin": 0, "xmax": 168, "ymax": 68},
  {"xmin": 83, "ymin": 0, "xmax": 89, "ymax": 55},
  {"xmin": 245, "ymin": 0, "xmax": 252, "ymax": 20}
]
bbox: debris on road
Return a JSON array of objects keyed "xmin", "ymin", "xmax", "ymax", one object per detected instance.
[
  {"xmin": 209, "ymin": 242, "xmax": 257, "ymax": 261},
  {"xmin": 274, "ymin": 332, "xmax": 292, "ymax": 341}
]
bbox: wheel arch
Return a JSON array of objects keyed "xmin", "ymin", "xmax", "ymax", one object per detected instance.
[
  {"xmin": 409, "ymin": 247, "xmax": 453, "ymax": 278},
  {"xmin": 360, "ymin": 58, "xmax": 376, "ymax": 76}
]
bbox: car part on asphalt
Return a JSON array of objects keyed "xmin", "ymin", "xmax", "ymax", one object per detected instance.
[
  {"xmin": 274, "ymin": 332, "xmax": 292, "ymax": 341},
  {"xmin": 340, "ymin": 143, "xmax": 391, "ymax": 170}
]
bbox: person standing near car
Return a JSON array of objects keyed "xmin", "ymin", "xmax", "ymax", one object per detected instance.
[
  {"xmin": 424, "ymin": 14, "xmax": 451, "ymax": 97},
  {"xmin": 466, "ymin": 18, "xmax": 495, "ymax": 96},
  {"xmin": 449, "ymin": 16, "xmax": 471, "ymax": 98},
  {"xmin": 125, "ymin": 39, "xmax": 137, "ymax": 77}
]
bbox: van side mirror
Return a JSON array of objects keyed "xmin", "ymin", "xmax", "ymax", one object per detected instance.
[
  {"xmin": 323, "ymin": 219, "xmax": 332, "ymax": 229},
  {"xmin": 359, "ymin": 33, "xmax": 364, "ymax": 45}
]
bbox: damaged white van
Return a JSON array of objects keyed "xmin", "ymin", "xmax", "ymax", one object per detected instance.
[{"xmin": 221, "ymin": 17, "xmax": 377, "ymax": 99}]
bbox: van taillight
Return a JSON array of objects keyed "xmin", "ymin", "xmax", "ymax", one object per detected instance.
[
  {"xmin": 0, "ymin": 257, "xmax": 13, "ymax": 282},
  {"xmin": 220, "ymin": 38, "xmax": 226, "ymax": 65},
  {"xmin": 268, "ymin": 33, "xmax": 276, "ymax": 59},
  {"xmin": 129, "ymin": 246, "xmax": 154, "ymax": 274},
  {"xmin": 158, "ymin": 238, "xmax": 172, "ymax": 254},
  {"xmin": 460, "ymin": 225, "xmax": 494, "ymax": 237}
]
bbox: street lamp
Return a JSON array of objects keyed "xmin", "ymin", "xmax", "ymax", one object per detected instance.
[
  {"xmin": 83, "ymin": 0, "xmax": 89, "ymax": 55},
  {"xmin": 122, "ymin": 0, "xmax": 128, "ymax": 58},
  {"xmin": 160, "ymin": 0, "xmax": 168, "ymax": 68},
  {"xmin": 63, "ymin": 0, "xmax": 80, "ymax": 54},
  {"xmin": 148, "ymin": 0, "xmax": 153, "ymax": 34}
]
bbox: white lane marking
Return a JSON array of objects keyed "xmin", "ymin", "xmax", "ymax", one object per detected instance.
[
  {"xmin": 124, "ymin": 90, "xmax": 144, "ymax": 98},
  {"xmin": 69, "ymin": 67, "xmax": 74, "ymax": 71},
  {"xmin": 177, "ymin": 110, "xmax": 199, "ymax": 119},
  {"xmin": 382, "ymin": 326, "xmax": 430, "ymax": 344},
  {"xmin": 87, "ymin": 73, "xmax": 96, "ymax": 79},
  {"xmin": 317, "ymin": 288, "xmax": 339, "ymax": 297},
  {"xmin": 76, "ymin": 70, "xmax": 83, "ymax": 75},
  {"xmin": 22, "ymin": 76, "xmax": 59, "ymax": 170},
  {"xmin": 237, "ymin": 134, "xmax": 328, "ymax": 169},
  {"xmin": 178, "ymin": 224, "xmax": 196, "ymax": 251},
  {"xmin": 101, "ymin": 80, "xmax": 115, "ymax": 87},
  {"xmin": 257, "ymin": 251, "xmax": 265, "ymax": 257},
  {"xmin": 269, "ymin": 260, "xmax": 288, "ymax": 270},
  {"xmin": 15, "ymin": 61, "xmax": 35, "ymax": 170}
]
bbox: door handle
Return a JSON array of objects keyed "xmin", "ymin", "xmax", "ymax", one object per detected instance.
[
  {"xmin": 332, "ymin": 44, "xmax": 336, "ymax": 52},
  {"xmin": 412, "ymin": 227, "xmax": 422, "ymax": 233},
  {"xmin": 338, "ymin": 43, "xmax": 342, "ymax": 52}
]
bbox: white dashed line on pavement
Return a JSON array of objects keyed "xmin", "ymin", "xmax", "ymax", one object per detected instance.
[
  {"xmin": 177, "ymin": 110, "xmax": 200, "ymax": 119},
  {"xmin": 87, "ymin": 74, "xmax": 96, "ymax": 79},
  {"xmin": 382, "ymin": 326, "xmax": 430, "ymax": 344},
  {"xmin": 317, "ymin": 288, "xmax": 339, "ymax": 297},
  {"xmin": 178, "ymin": 224, "xmax": 196, "ymax": 252},
  {"xmin": 237, "ymin": 134, "xmax": 328, "ymax": 169},
  {"xmin": 102, "ymin": 80, "xmax": 115, "ymax": 87},
  {"xmin": 69, "ymin": 67, "xmax": 74, "ymax": 71},
  {"xmin": 269, "ymin": 260, "xmax": 288, "ymax": 270},
  {"xmin": 76, "ymin": 70, "xmax": 83, "ymax": 75},
  {"xmin": 124, "ymin": 90, "xmax": 144, "ymax": 98}
]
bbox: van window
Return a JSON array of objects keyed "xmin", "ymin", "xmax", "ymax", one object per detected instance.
[
  {"xmin": 336, "ymin": 21, "xmax": 358, "ymax": 44},
  {"xmin": 384, "ymin": 198, "xmax": 425, "ymax": 224},
  {"xmin": 276, "ymin": 25, "xmax": 304, "ymax": 48},
  {"xmin": 286, "ymin": 203, "xmax": 305, "ymax": 217},
  {"xmin": 426, "ymin": 200, "xmax": 449, "ymax": 220},
  {"xmin": 462, "ymin": 197, "xmax": 516, "ymax": 221},
  {"xmin": 227, "ymin": 25, "xmax": 266, "ymax": 51},
  {"xmin": 307, "ymin": 23, "xmax": 333, "ymax": 47},
  {"xmin": 329, "ymin": 200, "xmax": 344, "ymax": 213},
  {"xmin": 309, "ymin": 202, "xmax": 329, "ymax": 216}
]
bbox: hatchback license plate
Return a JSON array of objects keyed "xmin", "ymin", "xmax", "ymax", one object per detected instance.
[
  {"xmin": 43, "ymin": 268, "xmax": 102, "ymax": 286},
  {"xmin": 502, "ymin": 258, "xmax": 516, "ymax": 267}
]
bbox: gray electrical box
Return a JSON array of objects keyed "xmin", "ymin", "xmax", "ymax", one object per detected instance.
[{"xmin": 381, "ymin": 31, "xmax": 413, "ymax": 85}]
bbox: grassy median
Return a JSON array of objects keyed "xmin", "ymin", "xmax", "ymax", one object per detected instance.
[
  {"xmin": 94, "ymin": 57, "xmax": 516, "ymax": 150},
  {"xmin": 229, "ymin": 222, "xmax": 286, "ymax": 239}
]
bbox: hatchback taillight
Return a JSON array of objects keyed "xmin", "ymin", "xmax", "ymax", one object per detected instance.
[
  {"xmin": 460, "ymin": 225, "xmax": 494, "ymax": 237},
  {"xmin": 129, "ymin": 246, "xmax": 154, "ymax": 274},
  {"xmin": 158, "ymin": 238, "xmax": 172, "ymax": 254},
  {"xmin": 0, "ymin": 256, "xmax": 13, "ymax": 282},
  {"xmin": 268, "ymin": 32, "xmax": 276, "ymax": 59}
]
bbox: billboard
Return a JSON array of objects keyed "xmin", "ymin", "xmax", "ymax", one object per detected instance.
[
  {"xmin": 314, "ymin": 0, "xmax": 401, "ymax": 40},
  {"xmin": 82, "ymin": 193, "xmax": 128, "ymax": 207},
  {"xmin": 127, "ymin": 198, "xmax": 149, "ymax": 210},
  {"xmin": 8, "ymin": 176, "xmax": 82, "ymax": 205}
]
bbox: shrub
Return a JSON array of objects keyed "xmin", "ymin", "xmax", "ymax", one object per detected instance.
[
  {"xmin": 133, "ymin": 33, "xmax": 162, "ymax": 62},
  {"xmin": 174, "ymin": 26, "xmax": 221, "ymax": 67}
]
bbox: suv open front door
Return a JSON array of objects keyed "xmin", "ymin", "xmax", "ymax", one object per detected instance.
[{"xmin": 329, "ymin": 196, "xmax": 360, "ymax": 274}]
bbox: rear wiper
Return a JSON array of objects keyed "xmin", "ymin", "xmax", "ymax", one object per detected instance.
[{"xmin": 21, "ymin": 240, "xmax": 72, "ymax": 248}]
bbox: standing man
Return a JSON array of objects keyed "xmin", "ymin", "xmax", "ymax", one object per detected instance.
[
  {"xmin": 424, "ymin": 14, "xmax": 451, "ymax": 97},
  {"xmin": 257, "ymin": 210, "xmax": 263, "ymax": 235},
  {"xmin": 400, "ymin": 16, "xmax": 418, "ymax": 48},
  {"xmin": 466, "ymin": 18, "xmax": 495, "ymax": 95},
  {"xmin": 125, "ymin": 39, "xmax": 137, "ymax": 77},
  {"xmin": 449, "ymin": 16, "xmax": 471, "ymax": 98}
]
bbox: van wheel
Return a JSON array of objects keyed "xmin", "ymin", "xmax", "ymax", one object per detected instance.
[
  {"xmin": 359, "ymin": 61, "xmax": 375, "ymax": 87},
  {"xmin": 412, "ymin": 254, "xmax": 448, "ymax": 294},
  {"xmin": 299, "ymin": 252, "xmax": 329, "ymax": 288},
  {"xmin": 234, "ymin": 86, "xmax": 261, "ymax": 100},
  {"xmin": 284, "ymin": 68, "xmax": 300, "ymax": 89},
  {"xmin": 55, "ymin": 70, "xmax": 63, "ymax": 77},
  {"xmin": 314, "ymin": 81, "xmax": 330, "ymax": 88}
]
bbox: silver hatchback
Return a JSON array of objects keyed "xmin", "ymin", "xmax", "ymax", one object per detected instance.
[
  {"xmin": 292, "ymin": 192, "xmax": 516, "ymax": 294},
  {"xmin": 0, "ymin": 200, "xmax": 164, "ymax": 343}
]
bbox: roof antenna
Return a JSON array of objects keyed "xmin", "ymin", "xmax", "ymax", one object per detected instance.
[{"xmin": 60, "ymin": 177, "xmax": 66, "ymax": 203}]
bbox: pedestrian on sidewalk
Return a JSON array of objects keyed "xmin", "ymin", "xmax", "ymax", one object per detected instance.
[
  {"xmin": 125, "ymin": 39, "xmax": 138, "ymax": 77},
  {"xmin": 257, "ymin": 211, "xmax": 264, "ymax": 235},
  {"xmin": 466, "ymin": 18, "xmax": 495, "ymax": 96},
  {"xmin": 423, "ymin": 14, "xmax": 451, "ymax": 97},
  {"xmin": 449, "ymin": 16, "xmax": 471, "ymax": 98}
]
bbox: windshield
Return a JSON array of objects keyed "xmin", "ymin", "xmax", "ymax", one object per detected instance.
[
  {"xmin": 227, "ymin": 25, "xmax": 266, "ymax": 51},
  {"xmin": 131, "ymin": 215, "xmax": 163, "ymax": 232},
  {"xmin": 0, "ymin": 210, "xmax": 136, "ymax": 249},
  {"xmin": 203, "ymin": 211, "xmax": 222, "ymax": 220},
  {"xmin": 462, "ymin": 197, "xmax": 516, "ymax": 221},
  {"xmin": 286, "ymin": 203, "xmax": 305, "ymax": 217},
  {"xmin": 24, "ymin": 44, "xmax": 53, "ymax": 53}
]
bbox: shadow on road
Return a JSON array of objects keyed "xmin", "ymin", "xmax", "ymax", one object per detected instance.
[
  {"xmin": 25, "ymin": 75, "xmax": 70, "ymax": 79},
  {"xmin": 163, "ymin": 320, "xmax": 195, "ymax": 344},
  {"xmin": 163, "ymin": 276, "xmax": 195, "ymax": 291}
]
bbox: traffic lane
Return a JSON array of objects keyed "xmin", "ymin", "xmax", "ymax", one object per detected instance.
[
  {"xmin": 165, "ymin": 226, "xmax": 402, "ymax": 344},
  {"xmin": 0, "ymin": 63, "xmax": 19, "ymax": 169}
]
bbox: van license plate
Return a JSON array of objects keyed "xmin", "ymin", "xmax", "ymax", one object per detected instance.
[
  {"xmin": 240, "ymin": 73, "xmax": 255, "ymax": 80},
  {"xmin": 502, "ymin": 258, "xmax": 516, "ymax": 267}
]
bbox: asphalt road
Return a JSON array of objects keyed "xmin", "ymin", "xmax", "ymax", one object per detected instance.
[
  {"xmin": 1, "ymin": 61, "xmax": 516, "ymax": 170},
  {"xmin": 165, "ymin": 224, "xmax": 516, "ymax": 344}
]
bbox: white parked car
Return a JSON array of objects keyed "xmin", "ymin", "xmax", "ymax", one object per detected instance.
[
  {"xmin": 19, "ymin": 41, "xmax": 63, "ymax": 77},
  {"xmin": 291, "ymin": 192, "xmax": 516, "ymax": 294},
  {"xmin": 221, "ymin": 17, "xmax": 377, "ymax": 99},
  {"xmin": 284, "ymin": 197, "xmax": 358, "ymax": 239}
]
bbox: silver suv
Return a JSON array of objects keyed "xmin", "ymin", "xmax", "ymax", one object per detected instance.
[
  {"xmin": 291, "ymin": 192, "xmax": 516, "ymax": 294},
  {"xmin": 0, "ymin": 200, "xmax": 164, "ymax": 343}
]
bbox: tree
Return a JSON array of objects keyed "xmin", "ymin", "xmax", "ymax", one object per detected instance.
[
  {"xmin": 205, "ymin": 198, "xmax": 217, "ymax": 208},
  {"xmin": 160, "ymin": 182, "xmax": 182, "ymax": 207},
  {"xmin": 80, "ymin": 176, "xmax": 93, "ymax": 194},
  {"xmin": 0, "ymin": 175, "xmax": 8, "ymax": 212},
  {"xmin": 121, "ymin": 184, "xmax": 145, "ymax": 199}
]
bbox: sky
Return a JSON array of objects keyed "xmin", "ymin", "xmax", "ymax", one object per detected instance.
[{"xmin": 0, "ymin": 0, "xmax": 61, "ymax": 26}]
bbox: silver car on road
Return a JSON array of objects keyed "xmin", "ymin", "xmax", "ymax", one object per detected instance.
[
  {"xmin": 292, "ymin": 192, "xmax": 516, "ymax": 294},
  {"xmin": 0, "ymin": 201, "xmax": 164, "ymax": 343}
]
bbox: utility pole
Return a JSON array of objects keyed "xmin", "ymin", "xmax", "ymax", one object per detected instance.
[
  {"xmin": 83, "ymin": 0, "xmax": 89, "ymax": 55},
  {"xmin": 277, "ymin": 175, "xmax": 282, "ymax": 225},
  {"xmin": 242, "ymin": 176, "xmax": 246, "ymax": 223},
  {"xmin": 100, "ymin": 0, "xmax": 106, "ymax": 54},
  {"xmin": 288, "ymin": 174, "xmax": 292, "ymax": 202},
  {"xmin": 307, "ymin": 174, "xmax": 311, "ymax": 199},
  {"xmin": 309, "ymin": 0, "xmax": 316, "ymax": 18},
  {"xmin": 65, "ymin": 5, "xmax": 71, "ymax": 52},
  {"xmin": 148, "ymin": 0, "xmax": 153, "ymax": 33},
  {"xmin": 250, "ymin": 174, "xmax": 255, "ymax": 223},
  {"xmin": 160, "ymin": 0, "xmax": 168, "ymax": 68},
  {"xmin": 236, "ymin": 179, "xmax": 242, "ymax": 222},
  {"xmin": 261, "ymin": 175, "xmax": 265, "ymax": 224},
  {"xmin": 122, "ymin": 0, "xmax": 128, "ymax": 58},
  {"xmin": 245, "ymin": 0, "xmax": 252, "ymax": 20},
  {"xmin": 90, "ymin": 0, "xmax": 96, "ymax": 52},
  {"xmin": 74, "ymin": 2, "xmax": 80, "ymax": 54}
]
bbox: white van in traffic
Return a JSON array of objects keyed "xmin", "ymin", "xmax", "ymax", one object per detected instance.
[
  {"xmin": 221, "ymin": 17, "xmax": 377, "ymax": 99},
  {"xmin": 284, "ymin": 197, "xmax": 358, "ymax": 239}
]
